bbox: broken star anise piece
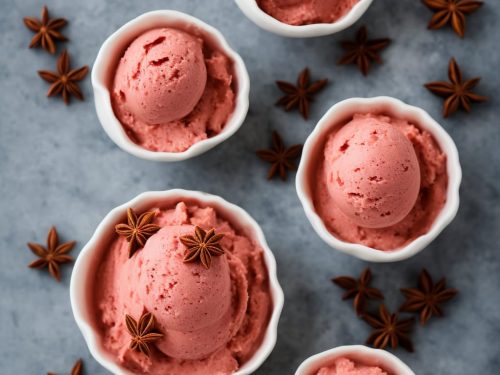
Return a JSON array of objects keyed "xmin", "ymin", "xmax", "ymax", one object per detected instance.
[
  {"xmin": 338, "ymin": 26, "xmax": 391, "ymax": 76},
  {"xmin": 115, "ymin": 207, "xmax": 161, "ymax": 258},
  {"xmin": 256, "ymin": 131, "xmax": 303, "ymax": 181},
  {"xmin": 276, "ymin": 68, "xmax": 328, "ymax": 119},
  {"xmin": 23, "ymin": 5, "xmax": 68, "ymax": 54},
  {"xmin": 48, "ymin": 358, "xmax": 83, "ymax": 375},
  {"xmin": 425, "ymin": 57, "xmax": 487, "ymax": 117},
  {"xmin": 400, "ymin": 269, "xmax": 458, "ymax": 325},
  {"xmin": 180, "ymin": 226, "xmax": 225, "ymax": 269},
  {"xmin": 38, "ymin": 50, "xmax": 89, "ymax": 105},
  {"xmin": 363, "ymin": 304, "xmax": 415, "ymax": 352},
  {"xmin": 125, "ymin": 312, "xmax": 164, "ymax": 357},
  {"xmin": 423, "ymin": 0, "xmax": 483, "ymax": 38},
  {"xmin": 28, "ymin": 226, "xmax": 76, "ymax": 282},
  {"xmin": 332, "ymin": 268, "xmax": 384, "ymax": 316}
]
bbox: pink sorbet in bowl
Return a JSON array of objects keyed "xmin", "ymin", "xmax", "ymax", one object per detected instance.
[{"xmin": 315, "ymin": 357, "xmax": 389, "ymax": 375}]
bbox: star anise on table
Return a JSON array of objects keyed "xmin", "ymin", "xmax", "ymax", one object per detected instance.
[
  {"xmin": 276, "ymin": 68, "xmax": 328, "ymax": 119},
  {"xmin": 400, "ymin": 269, "xmax": 458, "ymax": 325},
  {"xmin": 115, "ymin": 207, "xmax": 161, "ymax": 258},
  {"xmin": 27, "ymin": 226, "xmax": 76, "ymax": 282},
  {"xmin": 180, "ymin": 226, "xmax": 225, "ymax": 269},
  {"xmin": 423, "ymin": 0, "xmax": 483, "ymax": 38},
  {"xmin": 48, "ymin": 358, "xmax": 83, "ymax": 375},
  {"xmin": 125, "ymin": 312, "xmax": 164, "ymax": 357},
  {"xmin": 424, "ymin": 57, "xmax": 487, "ymax": 117},
  {"xmin": 338, "ymin": 26, "xmax": 391, "ymax": 76},
  {"xmin": 23, "ymin": 5, "xmax": 68, "ymax": 54},
  {"xmin": 363, "ymin": 304, "xmax": 415, "ymax": 352},
  {"xmin": 256, "ymin": 131, "xmax": 303, "ymax": 181},
  {"xmin": 332, "ymin": 268, "xmax": 384, "ymax": 316},
  {"xmin": 38, "ymin": 50, "xmax": 89, "ymax": 105}
]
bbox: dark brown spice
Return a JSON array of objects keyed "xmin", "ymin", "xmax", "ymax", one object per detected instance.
[
  {"xmin": 180, "ymin": 226, "xmax": 225, "ymax": 269},
  {"xmin": 48, "ymin": 358, "xmax": 83, "ymax": 375},
  {"xmin": 23, "ymin": 5, "xmax": 68, "ymax": 54},
  {"xmin": 256, "ymin": 131, "xmax": 302, "ymax": 181},
  {"xmin": 125, "ymin": 312, "xmax": 163, "ymax": 357}
]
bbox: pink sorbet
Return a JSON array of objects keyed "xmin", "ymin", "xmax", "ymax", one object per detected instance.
[
  {"xmin": 315, "ymin": 357, "xmax": 389, "ymax": 375},
  {"xmin": 312, "ymin": 113, "xmax": 448, "ymax": 251},
  {"xmin": 257, "ymin": 0, "xmax": 360, "ymax": 26},
  {"xmin": 112, "ymin": 27, "xmax": 236, "ymax": 152},
  {"xmin": 91, "ymin": 202, "xmax": 272, "ymax": 374}
]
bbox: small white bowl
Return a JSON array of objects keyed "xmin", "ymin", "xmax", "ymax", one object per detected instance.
[
  {"xmin": 70, "ymin": 189, "xmax": 284, "ymax": 374},
  {"xmin": 296, "ymin": 97, "xmax": 462, "ymax": 262},
  {"xmin": 92, "ymin": 11, "xmax": 250, "ymax": 162},
  {"xmin": 235, "ymin": 0, "xmax": 373, "ymax": 38},
  {"xmin": 295, "ymin": 345, "xmax": 415, "ymax": 375}
]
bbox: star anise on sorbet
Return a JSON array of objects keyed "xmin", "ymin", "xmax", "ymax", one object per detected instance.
[
  {"xmin": 28, "ymin": 226, "xmax": 76, "ymax": 282},
  {"xmin": 400, "ymin": 269, "xmax": 458, "ymax": 325},
  {"xmin": 23, "ymin": 5, "xmax": 68, "ymax": 54},
  {"xmin": 425, "ymin": 58, "xmax": 487, "ymax": 117},
  {"xmin": 115, "ymin": 207, "xmax": 161, "ymax": 258},
  {"xmin": 423, "ymin": 0, "xmax": 483, "ymax": 38},
  {"xmin": 363, "ymin": 304, "xmax": 415, "ymax": 352},
  {"xmin": 332, "ymin": 268, "xmax": 384, "ymax": 316},
  {"xmin": 338, "ymin": 26, "xmax": 391, "ymax": 76},
  {"xmin": 125, "ymin": 312, "xmax": 164, "ymax": 357},
  {"xmin": 276, "ymin": 68, "xmax": 328, "ymax": 119},
  {"xmin": 180, "ymin": 226, "xmax": 225, "ymax": 269},
  {"xmin": 48, "ymin": 358, "xmax": 83, "ymax": 375},
  {"xmin": 38, "ymin": 50, "xmax": 89, "ymax": 104},
  {"xmin": 256, "ymin": 131, "xmax": 302, "ymax": 181}
]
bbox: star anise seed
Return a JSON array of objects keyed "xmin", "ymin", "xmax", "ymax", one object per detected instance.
[
  {"xmin": 423, "ymin": 0, "xmax": 483, "ymax": 38},
  {"xmin": 47, "ymin": 358, "xmax": 83, "ymax": 375},
  {"xmin": 332, "ymin": 268, "xmax": 384, "ymax": 316},
  {"xmin": 400, "ymin": 269, "xmax": 458, "ymax": 325},
  {"xmin": 125, "ymin": 312, "xmax": 163, "ymax": 357},
  {"xmin": 38, "ymin": 50, "xmax": 89, "ymax": 105},
  {"xmin": 256, "ymin": 131, "xmax": 303, "ymax": 181},
  {"xmin": 276, "ymin": 68, "xmax": 328, "ymax": 119},
  {"xmin": 28, "ymin": 226, "xmax": 76, "ymax": 282},
  {"xmin": 180, "ymin": 226, "xmax": 225, "ymax": 269},
  {"xmin": 425, "ymin": 57, "xmax": 487, "ymax": 117},
  {"xmin": 338, "ymin": 26, "xmax": 391, "ymax": 76},
  {"xmin": 23, "ymin": 5, "xmax": 68, "ymax": 54}
]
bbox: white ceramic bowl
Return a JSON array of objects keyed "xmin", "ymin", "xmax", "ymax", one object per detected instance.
[
  {"xmin": 296, "ymin": 97, "xmax": 462, "ymax": 262},
  {"xmin": 235, "ymin": 0, "xmax": 373, "ymax": 38},
  {"xmin": 70, "ymin": 189, "xmax": 284, "ymax": 374},
  {"xmin": 92, "ymin": 11, "xmax": 250, "ymax": 161},
  {"xmin": 295, "ymin": 345, "xmax": 415, "ymax": 375}
]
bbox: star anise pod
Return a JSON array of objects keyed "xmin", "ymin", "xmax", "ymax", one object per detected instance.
[
  {"xmin": 180, "ymin": 226, "xmax": 225, "ymax": 269},
  {"xmin": 23, "ymin": 5, "xmax": 68, "ymax": 54},
  {"xmin": 425, "ymin": 57, "xmax": 487, "ymax": 117},
  {"xmin": 338, "ymin": 26, "xmax": 391, "ymax": 76},
  {"xmin": 38, "ymin": 50, "xmax": 89, "ymax": 105},
  {"xmin": 28, "ymin": 226, "xmax": 76, "ymax": 282},
  {"xmin": 48, "ymin": 358, "xmax": 83, "ymax": 375},
  {"xmin": 256, "ymin": 131, "xmax": 302, "ymax": 181},
  {"xmin": 332, "ymin": 268, "xmax": 384, "ymax": 316},
  {"xmin": 115, "ymin": 207, "xmax": 161, "ymax": 258},
  {"xmin": 423, "ymin": 0, "xmax": 483, "ymax": 38},
  {"xmin": 276, "ymin": 68, "xmax": 328, "ymax": 119},
  {"xmin": 363, "ymin": 304, "xmax": 415, "ymax": 352},
  {"xmin": 400, "ymin": 269, "xmax": 458, "ymax": 325},
  {"xmin": 125, "ymin": 312, "xmax": 163, "ymax": 357}
]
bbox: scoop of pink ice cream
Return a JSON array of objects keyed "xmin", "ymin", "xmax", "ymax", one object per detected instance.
[
  {"xmin": 113, "ymin": 28, "xmax": 207, "ymax": 124},
  {"xmin": 315, "ymin": 357, "xmax": 388, "ymax": 375},
  {"xmin": 325, "ymin": 114, "xmax": 421, "ymax": 228}
]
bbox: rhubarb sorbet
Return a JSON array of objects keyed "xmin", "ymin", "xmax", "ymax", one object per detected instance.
[
  {"xmin": 257, "ymin": 0, "xmax": 359, "ymax": 26},
  {"xmin": 91, "ymin": 202, "xmax": 272, "ymax": 374},
  {"xmin": 112, "ymin": 27, "xmax": 236, "ymax": 152},
  {"xmin": 314, "ymin": 357, "xmax": 389, "ymax": 375},
  {"xmin": 312, "ymin": 113, "xmax": 448, "ymax": 250}
]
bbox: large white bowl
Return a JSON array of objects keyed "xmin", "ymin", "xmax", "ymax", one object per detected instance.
[
  {"xmin": 295, "ymin": 345, "xmax": 415, "ymax": 375},
  {"xmin": 70, "ymin": 189, "xmax": 284, "ymax": 374},
  {"xmin": 235, "ymin": 0, "xmax": 373, "ymax": 38},
  {"xmin": 296, "ymin": 97, "xmax": 462, "ymax": 262},
  {"xmin": 92, "ymin": 11, "xmax": 250, "ymax": 162}
]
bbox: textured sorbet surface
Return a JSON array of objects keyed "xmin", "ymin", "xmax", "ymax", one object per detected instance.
[
  {"xmin": 92, "ymin": 202, "xmax": 271, "ymax": 374},
  {"xmin": 257, "ymin": 0, "xmax": 359, "ymax": 26},
  {"xmin": 313, "ymin": 113, "xmax": 448, "ymax": 250},
  {"xmin": 315, "ymin": 357, "xmax": 389, "ymax": 375},
  {"xmin": 112, "ymin": 27, "xmax": 236, "ymax": 152}
]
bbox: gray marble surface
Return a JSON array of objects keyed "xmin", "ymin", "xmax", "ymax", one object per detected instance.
[{"xmin": 1, "ymin": 0, "xmax": 499, "ymax": 374}]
